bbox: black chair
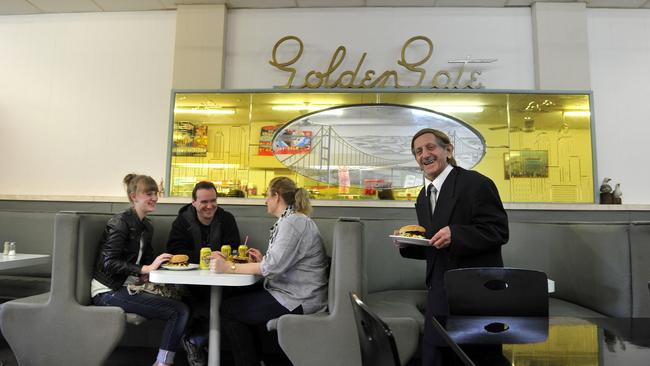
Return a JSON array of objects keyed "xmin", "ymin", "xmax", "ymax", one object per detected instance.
[
  {"xmin": 349, "ymin": 292, "xmax": 401, "ymax": 366},
  {"xmin": 440, "ymin": 267, "xmax": 550, "ymax": 345}
]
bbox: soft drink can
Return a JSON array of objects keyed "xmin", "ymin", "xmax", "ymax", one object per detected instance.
[
  {"xmin": 238, "ymin": 245, "xmax": 248, "ymax": 258},
  {"xmin": 220, "ymin": 245, "xmax": 232, "ymax": 259},
  {"xmin": 200, "ymin": 247, "xmax": 211, "ymax": 269}
]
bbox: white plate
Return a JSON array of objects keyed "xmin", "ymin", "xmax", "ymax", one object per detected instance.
[
  {"xmin": 161, "ymin": 263, "xmax": 200, "ymax": 271},
  {"xmin": 389, "ymin": 235, "xmax": 431, "ymax": 246}
]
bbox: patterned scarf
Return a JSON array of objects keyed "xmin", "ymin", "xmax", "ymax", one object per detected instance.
[{"xmin": 268, "ymin": 205, "xmax": 295, "ymax": 248}]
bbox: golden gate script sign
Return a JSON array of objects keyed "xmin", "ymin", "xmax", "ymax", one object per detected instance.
[{"xmin": 269, "ymin": 35, "xmax": 496, "ymax": 89}]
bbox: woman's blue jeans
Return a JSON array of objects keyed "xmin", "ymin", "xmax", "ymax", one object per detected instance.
[{"xmin": 93, "ymin": 287, "xmax": 190, "ymax": 352}]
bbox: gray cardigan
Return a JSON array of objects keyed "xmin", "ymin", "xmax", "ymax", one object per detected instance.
[{"xmin": 261, "ymin": 213, "xmax": 329, "ymax": 313}]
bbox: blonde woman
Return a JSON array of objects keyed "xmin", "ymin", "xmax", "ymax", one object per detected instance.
[
  {"xmin": 213, "ymin": 176, "xmax": 329, "ymax": 366},
  {"xmin": 91, "ymin": 174, "xmax": 190, "ymax": 366}
]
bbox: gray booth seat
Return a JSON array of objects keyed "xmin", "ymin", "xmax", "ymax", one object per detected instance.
[
  {"xmin": 505, "ymin": 222, "xmax": 631, "ymax": 318},
  {"xmin": 0, "ymin": 210, "xmax": 54, "ymax": 302},
  {"xmin": 360, "ymin": 218, "xmax": 427, "ymax": 364},
  {"xmin": 1, "ymin": 212, "xmax": 125, "ymax": 366},
  {"xmin": 630, "ymin": 222, "xmax": 650, "ymax": 317}
]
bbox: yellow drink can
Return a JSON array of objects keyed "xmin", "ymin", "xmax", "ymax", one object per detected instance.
[
  {"xmin": 238, "ymin": 245, "xmax": 248, "ymax": 258},
  {"xmin": 199, "ymin": 247, "xmax": 211, "ymax": 269},
  {"xmin": 220, "ymin": 245, "xmax": 232, "ymax": 259}
]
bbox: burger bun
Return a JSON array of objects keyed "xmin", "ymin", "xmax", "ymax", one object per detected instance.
[
  {"xmin": 399, "ymin": 225, "xmax": 425, "ymax": 236},
  {"xmin": 168, "ymin": 254, "xmax": 189, "ymax": 264}
]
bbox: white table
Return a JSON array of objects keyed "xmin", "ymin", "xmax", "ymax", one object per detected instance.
[
  {"xmin": 0, "ymin": 253, "xmax": 50, "ymax": 270},
  {"xmin": 149, "ymin": 269, "xmax": 259, "ymax": 366}
]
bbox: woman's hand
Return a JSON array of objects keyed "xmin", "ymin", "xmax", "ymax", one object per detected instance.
[
  {"xmin": 141, "ymin": 253, "xmax": 172, "ymax": 274},
  {"xmin": 248, "ymin": 248, "xmax": 263, "ymax": 263},
  {"xmin": 211, "ymin": 252, "xmax": 230, "ymax": 273}
]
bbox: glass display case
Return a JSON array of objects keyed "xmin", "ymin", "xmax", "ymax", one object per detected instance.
[{"xmin": 168, "ymin": 90, "xmax": 594, "ymax": 203}]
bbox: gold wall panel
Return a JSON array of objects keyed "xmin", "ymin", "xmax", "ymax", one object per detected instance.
[{"xmin": 169, "ymin": 90, "xmax": 594, "ymax": 202}]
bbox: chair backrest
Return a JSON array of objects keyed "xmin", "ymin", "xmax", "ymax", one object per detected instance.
[
  {"xmin": 445, "ymin": 267, "xmax": 549, "ymax": 317},
  {"xmin": 349, "ymin": 292, "xmax": 400, "ymax": 366}
]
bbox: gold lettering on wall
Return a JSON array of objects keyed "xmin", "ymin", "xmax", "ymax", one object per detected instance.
[{"xmin": 269, "ymin": 35, "xmax": 496, "ymax": 89}]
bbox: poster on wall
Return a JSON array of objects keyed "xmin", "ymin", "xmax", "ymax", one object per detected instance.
[
  {"xmin": 273, "ymin": 129, "xmax": 312, "ymax": 155},
  {"xmin": 172, "ymin": 121, "xmax": 208, "ymax": 157},
  {"xmin": 258, "ymin": 125, "xmax": 280, "ymax": 156},
  {"xmin": 504, "ymin": 150, "xmax": 548, "ymax": 179}
]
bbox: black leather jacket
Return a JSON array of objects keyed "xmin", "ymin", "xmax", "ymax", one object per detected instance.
[{"xmin": 92, "ymin": 208, "xmax": 154, "ymax": 291}]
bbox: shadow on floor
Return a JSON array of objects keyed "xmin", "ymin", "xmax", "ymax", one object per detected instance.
[{"xmin": 0, "ymin": 337, "xmax": 292, "ymax": 366}]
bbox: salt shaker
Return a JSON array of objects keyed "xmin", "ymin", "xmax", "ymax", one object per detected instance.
[{"xmin": 8, "ymin": 242, "xmax": 16, "ymax": 256}]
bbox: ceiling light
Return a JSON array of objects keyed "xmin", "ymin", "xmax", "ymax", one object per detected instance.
[
  {"xmin": 563, "ymin": 111, "xmax": 590, "ymax": 117},
  {"xmin": 415, "ymin": 104, "xmax": 485, "ymax": 113},
  {"xmin": 271, "ymin": 104, "xmax": 335, "ymax": 111},
  {"xmin": 172, "ymin": 163, "xmax": 240, "ymax": 169},
  {"xmin": 174, "ymin": 108, "xmax": 235, "ymax": 115}
]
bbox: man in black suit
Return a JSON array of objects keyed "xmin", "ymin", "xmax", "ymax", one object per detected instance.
[{"xmin": 398, "ymin": 128, "xmax": 509, "ymax": 366}]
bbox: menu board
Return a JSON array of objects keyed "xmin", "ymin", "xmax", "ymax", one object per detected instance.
[
  {"xmin": 274, "ymin": 129, "xmax": 312, "ymax": 155},
  {"xmin": 258, "ymin": 125, "xmax": 279, "ymax": 156}
]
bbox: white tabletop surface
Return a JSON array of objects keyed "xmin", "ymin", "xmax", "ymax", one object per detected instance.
[
  {"xmin": 149, "ymin": 268, "xmax": 259, "ymax": 287},
  {"xmin": 0, "ymin": 253, "xmax": 50, "ymax": 271}
]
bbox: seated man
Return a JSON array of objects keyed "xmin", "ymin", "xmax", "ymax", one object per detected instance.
[{"xmin": 167, "ymin": 181, "xmax": 241, "ymax": 366}]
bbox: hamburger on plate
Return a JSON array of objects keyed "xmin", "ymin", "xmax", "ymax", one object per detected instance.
[
  {"xmin": 166, "ymin": 254, "xmax": 189, "ymax": 267},
  {"xmin": 398, "ymin": 225, "xmax": 426, "ymax": 239}
]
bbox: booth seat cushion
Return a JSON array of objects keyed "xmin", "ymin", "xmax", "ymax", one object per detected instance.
[
  {"xmin": 365, "ymin": 290, "xmax": 427, "ymax": 331},
  {"xmin": 549, "ymin": 298, "xmax": 607, "ymax": 318},
  {"xmin": 0, "ymin": 210, "xmax": 54, "ymax": 302},
  {"xmin": 0, "ymin": 275, "xmax": 50, "ymax": 303}
]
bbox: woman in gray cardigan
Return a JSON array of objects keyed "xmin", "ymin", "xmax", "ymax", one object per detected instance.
[{"xmin": 213, "ymin": 176, "xmax": 329, "ymax": 366}]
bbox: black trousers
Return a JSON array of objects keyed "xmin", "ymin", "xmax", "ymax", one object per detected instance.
[{"xmin": 220, "ymin": 285, "xmax": 303, "ymax": 366}]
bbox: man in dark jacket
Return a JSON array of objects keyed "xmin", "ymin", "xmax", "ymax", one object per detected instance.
[
  {"xmin": 399, "ymin": 128, "xmax": 509, "ymax": 366},
  {"xmin": 167, "ymin": 181, "xmax": 240, "ymax": 263},
  {"xmin": 167, "ymin": 181, "xmax": 241, "ymax": 366}
]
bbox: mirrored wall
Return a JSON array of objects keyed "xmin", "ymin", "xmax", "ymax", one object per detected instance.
[{"xmin": 169, "ymin": 90, "xmax": 594, "ymax": 203}]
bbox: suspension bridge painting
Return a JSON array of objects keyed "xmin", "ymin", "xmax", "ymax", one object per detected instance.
[{"xmin": 271, "ymin": 104, "xmax": 486, "ymax": 189}]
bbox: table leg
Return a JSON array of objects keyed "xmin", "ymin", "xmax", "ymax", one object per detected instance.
[{"xmin": 208, "ymin": 286, "xmax": 222, "ymax": 366}]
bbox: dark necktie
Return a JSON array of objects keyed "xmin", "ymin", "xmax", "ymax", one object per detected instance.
[{"xmin": 427, "ymin": 183, "xmax": 437, "ymax": 216}]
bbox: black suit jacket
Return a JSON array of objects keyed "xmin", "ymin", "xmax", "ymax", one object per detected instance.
[{"xmin": 400, "ymin": 166, "xmax": 509, "ymax": 316}]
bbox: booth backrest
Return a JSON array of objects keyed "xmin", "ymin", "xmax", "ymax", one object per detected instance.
[
  {"xmin": 362, "ymin": 218, "xmax": 426, "ymax": 295},
  {"xmin": 504, "ymin": 221, "xmax": 632, "ymax": 318},
  {"xmin": 76, "ymin": 213, "xmax": 122, "ymax": 305},
  {"xmin": 630, "ymin": 222, "xmax": 650, "ymax": 317},
  {"xmin": 73, "ymin": 211, "xmax": 339, "ymax": 306},
  {"xmin": 0, "ymin": 210, "xmax": 54, "ymax": 277}
]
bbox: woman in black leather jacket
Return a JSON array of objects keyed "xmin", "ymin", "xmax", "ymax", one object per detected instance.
[{"xmin": 91, "ymin": 174, "xmax": 189, "ymax": 366}]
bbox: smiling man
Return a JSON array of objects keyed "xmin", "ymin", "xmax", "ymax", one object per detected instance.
[
  {"xmin": 166, "ymin": 181, "xmax": 240, "ymax": 366},
  {"xmin": 399, "ymin": 128, "xmax": 509, "ymax": 366}
]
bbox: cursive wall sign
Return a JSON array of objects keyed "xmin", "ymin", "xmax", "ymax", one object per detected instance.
[{"xmin": 269, "ymin": 35, "xmax": 497, "ymax": 89}]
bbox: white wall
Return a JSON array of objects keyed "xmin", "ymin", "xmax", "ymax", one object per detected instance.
[
  {"xmin": 588, "ymin": 9, "xmax": 650, "ymax": 204},
  {"xmin": 0, "ymin": 11, "xmax": 176, "ymax": 196},
  {"xmin": 1, "ymin": 7, "xmax": 649, "ymax": 203},
  {"xmin": 225, "ymin": 8, "xmax": 535, "ymax": 90}
]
